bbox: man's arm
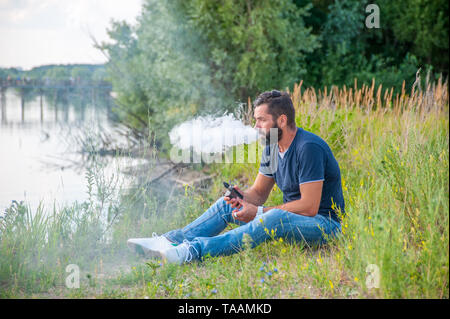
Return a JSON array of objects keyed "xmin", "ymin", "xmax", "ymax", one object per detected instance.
[
  {"xmin": 232, "ymin": 181, "xmax": 323, "ymax": 223},
  {"xmin": 225, "ymin": 173, "xmax": 275, "ymax": 208},
  {"xmin": 243, "ymin": 173, "xmax": 275, "ymax": 206},
  {"xmin": 263, "ymin": 181, "xmax": 323, "ymax": 217}
]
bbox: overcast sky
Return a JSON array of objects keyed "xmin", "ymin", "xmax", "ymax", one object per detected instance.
[{"xmin": 0, "ymin": 0, "xmax": 143, "ymax": 70}]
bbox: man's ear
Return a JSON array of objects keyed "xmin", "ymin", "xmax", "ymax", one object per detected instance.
[{"xmin": 277, "ymin": 114, "xmax": 287, "ymax": 129}]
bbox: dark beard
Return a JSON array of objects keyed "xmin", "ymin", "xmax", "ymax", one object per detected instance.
[{"xmin": 265, "ymin": 122, "xmax": 283, "ymax": 145}]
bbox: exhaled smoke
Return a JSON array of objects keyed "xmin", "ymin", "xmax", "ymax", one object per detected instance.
[{"xmin": 169, "ymin": 114, "xmax": 259, "ymax": 154}]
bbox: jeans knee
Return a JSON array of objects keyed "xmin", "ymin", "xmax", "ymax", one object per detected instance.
[
  {"xmin": 214, "ymin": 196, "xmax": 233, "ymax": 218},
  {"xmin": 262, "ymin": 208, "xmax": 289, "ymax": 221},
  {"xmin": 216, "ymin": 196, "xmax": 230, "ymax": 210},
  {"xmin": 256, "ymin": 208, "xmax": 289, "ymax": 229},
  {"xmin": 215, "ymin": 196, "xmax": 225, "ymax": 205}
]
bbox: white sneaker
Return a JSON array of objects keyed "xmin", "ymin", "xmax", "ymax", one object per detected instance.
[
  {"xmin": 127, "ymin": 233, "xmax": 175, "ymax": 258},
  {"xmin": 162, "ymin": 240, "xmax": 198, "ymax": 265}
]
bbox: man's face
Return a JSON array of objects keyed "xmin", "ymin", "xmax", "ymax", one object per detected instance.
[{"xmin": 253, "ymin": 104, "xmax": 282, "ymax": 144}]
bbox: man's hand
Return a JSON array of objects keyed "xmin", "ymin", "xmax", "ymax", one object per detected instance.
[
  {"xmin": 224, "ymin": 185, "xmax": 244, "ymax": 209},
  {"xmin": 232, "ymin": 198, "xmax": 257, "ymax": 223}
]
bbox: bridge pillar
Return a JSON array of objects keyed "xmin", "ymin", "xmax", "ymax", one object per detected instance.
[
  {"xmin": 54, "ymin": 98, "xmax": 58, "ymax": 122},
  {"xmin": 21, "ymin": 95, "xmax": 25, "ymax": 123},
  {"xmin": 40, "ymin": 91, "xmax": 43, "ymax": 123},
  {"xmin": 1, "ymin": 87, "xmax": 6, "ymax": 124}
]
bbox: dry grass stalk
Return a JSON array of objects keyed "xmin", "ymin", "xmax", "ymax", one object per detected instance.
[{"xmin": 289, "ymin": 76, "xmax": 448, "ymax": 117}]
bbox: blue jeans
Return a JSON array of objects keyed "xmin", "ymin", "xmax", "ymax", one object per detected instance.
[{"xmin": 164, "ymin": 197, "xmax": 341, "ymax": 261}]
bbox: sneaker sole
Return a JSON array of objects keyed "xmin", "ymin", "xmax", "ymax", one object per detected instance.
[{"xmin": 127, "ymin": 241, "xmax": 166, "ymax": 260}]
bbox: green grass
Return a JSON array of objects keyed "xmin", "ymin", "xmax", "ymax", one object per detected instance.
[{"xmin": 0, "ymin": 81, "xmax": 448, "ymax": 298}]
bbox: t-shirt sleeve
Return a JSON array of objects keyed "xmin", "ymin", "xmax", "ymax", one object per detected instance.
[
  {"xmin": 298, "ymin": 143, "xmax": 325, "ymax": 184},
  {"xmin": 259, "ymin": 167, "xmax": 274, "ymax": 178}
]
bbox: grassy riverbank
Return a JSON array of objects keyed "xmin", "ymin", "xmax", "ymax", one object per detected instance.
[{"xmin": 1, "ymin": 78, "xmax": 448, "ymax": 298}]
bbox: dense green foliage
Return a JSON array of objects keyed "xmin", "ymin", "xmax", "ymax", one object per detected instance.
[
  {"xmin": 101, "ymin": 0, "xmax": 448, "ymax": 148},
  {"xmin": 299, "ymin": 0, "xmax": 448, "ymax": 90},
  {"xmin": 101, "ymin": 0, "xmax": 319, "ymax": 150},
  {"xmin": 181, "ymin": 0, "xmax": 319, "ymax": 100},
  {"xmin": 100, "ymin": 2, "xmax": 229, "ymax": 150}
]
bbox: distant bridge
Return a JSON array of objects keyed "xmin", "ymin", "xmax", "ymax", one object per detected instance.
[
  {"xmin": 1, "ymin": 78, "xmax": 114, "ymax": 125},
  {"xmin": 0, "ymin": 79, "xmax": 112, "ymax": 91}
]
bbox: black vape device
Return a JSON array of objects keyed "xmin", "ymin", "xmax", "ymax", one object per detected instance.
[{"xmin": 223, "ymin": 182, "xmax": 244, "ymax": 199}]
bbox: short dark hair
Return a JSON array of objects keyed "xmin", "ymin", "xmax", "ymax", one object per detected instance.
[{"xmin": 254, "ymin": 90, "xmax": 296, "ymax": 128}]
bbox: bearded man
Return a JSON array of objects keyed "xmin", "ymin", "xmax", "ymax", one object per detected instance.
[{"xmin": 127, "ymin": 90, "xmax": 345, "ymax": 264}]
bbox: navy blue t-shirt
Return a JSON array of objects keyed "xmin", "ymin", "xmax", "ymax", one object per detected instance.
[{"xmin": 259, "ymin": 127, "xmax": 345, "ymax": 221}]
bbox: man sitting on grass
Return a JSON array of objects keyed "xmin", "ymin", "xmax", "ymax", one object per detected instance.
[{"xmin": 127, "ymin": 90, "xmax": 345, "ymax": 264}]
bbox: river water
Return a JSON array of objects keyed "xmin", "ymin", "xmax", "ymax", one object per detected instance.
[{"xmin": 0, "ymin": 88, "xmax": 145, "ymax": 214}]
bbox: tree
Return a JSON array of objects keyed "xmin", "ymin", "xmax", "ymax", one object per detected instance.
[
  {"xmin": 380, "ymin": 0, "xmax": 449, "ymax": 74},
  {"xmin": 71, "ymin": 67, "xmax": 93, "ymax": 82},
  {"xmin": 300, "ymin": 0, "xmax": 444, "ymax": 91},
  {"xmin": 101, "ymin": 1, "xmax": 228, "ymax": 151},
  {"xmin": 102, "ymin": 0, "xmax": 319, "ymax": 151},
  {"xmin": 182, "ymin": 0, "xmax": 319, "ymax": 100}
]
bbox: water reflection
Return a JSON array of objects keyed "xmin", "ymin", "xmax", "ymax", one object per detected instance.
[{"xmin": 0, "ymin": 87, "xmax": 140, "ymax": 214}]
